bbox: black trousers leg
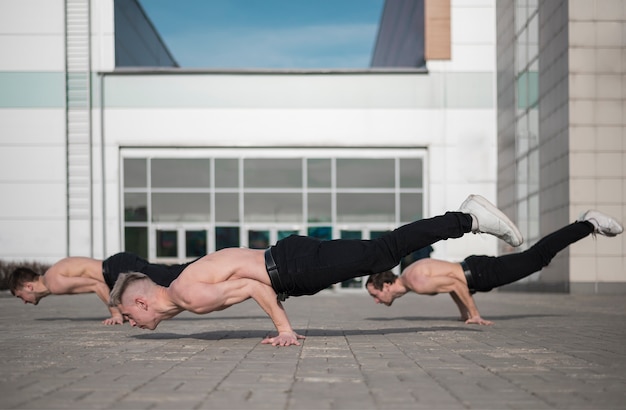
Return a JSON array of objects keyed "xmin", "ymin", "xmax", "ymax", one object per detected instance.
[
  {"xmin": 464, "ymin": 221, "xmax": 594, "ymax": 291},
  {"xmin": 273, "ymin": 211, "xmax": 473, "ymax": 296}
]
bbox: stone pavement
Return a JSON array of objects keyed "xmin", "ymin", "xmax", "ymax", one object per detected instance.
[{"xmin": 0, "ymin": 289, "xmax": 625, "ymax": 410}]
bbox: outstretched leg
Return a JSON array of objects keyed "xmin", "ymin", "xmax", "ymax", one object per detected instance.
[
  {"xmin": 271, "ymin": 195, "xmax": 522, "ymax": 296},
  {"xmin": 464, "ymin": 210, "xmax": 623, "ymax": 291}
]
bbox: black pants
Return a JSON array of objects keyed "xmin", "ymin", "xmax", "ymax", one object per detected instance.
[
  {"xmin": 463, "ymin": 221, "xmax": 594, "ymax": 292},
  {"xmin": 269, "ymin": 211, "xmax": 473, "ymax": 297},
  {"xmin": 102, "ymin": 252, "xmax": 197, "ymax": 289}
]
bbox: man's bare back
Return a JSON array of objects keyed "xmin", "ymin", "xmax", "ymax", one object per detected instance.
[
  {"xmin": 174, "ymin": 248, "xmax": 269, "ymax": 286},
  {"xmin": 43, "ymin": 257, "xmax": 105, "ymax": 294}
]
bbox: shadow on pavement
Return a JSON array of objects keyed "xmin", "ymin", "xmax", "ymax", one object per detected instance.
[
  {"xmin": 365, "ymin": 313, "xmax": 559, "ymax": 321},
  {"xmin": 130, "ymin": 325, "xmax": 479, "ymax": 341}
]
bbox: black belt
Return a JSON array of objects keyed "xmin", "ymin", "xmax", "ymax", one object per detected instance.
[
  {"xmin": 460, "ymin": 260, "xmax": 476, "ymax": 294},
  {"xmin": 264, "ymin": 248, "xmax": 288, "ymax": 302}
]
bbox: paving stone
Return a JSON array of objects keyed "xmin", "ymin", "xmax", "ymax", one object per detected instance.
[{"xmin": 1, "ymin": 290, "xmax": 625, "ymax": 409}]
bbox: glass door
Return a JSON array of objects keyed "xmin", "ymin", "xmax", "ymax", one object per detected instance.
[
  {"xmin": 151, "ymin": 225, "xmax": 209, "ymax": 263},
  {"xmin": 245, "ymin": 227, "xmax": 302, "ymax": 249}
]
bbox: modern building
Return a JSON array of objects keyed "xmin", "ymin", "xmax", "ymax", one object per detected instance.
[
  {"xmin": 2, "ymin": 0, "xmax": 621, "ymax": 293},
  {"xmin": 496, "ymin": 0, "xmax": 626, "ymax": 293}
]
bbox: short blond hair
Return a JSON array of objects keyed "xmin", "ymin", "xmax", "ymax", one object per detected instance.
[{"xmin": 108, "ymin": 271, "xmax": 150, "ymax": 307}]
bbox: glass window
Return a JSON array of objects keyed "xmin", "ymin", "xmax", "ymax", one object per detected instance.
[
  {"xmin": 307, "ymin": 193, "xmax": 331, "ymax": 223},
  {"xmin": 244, "ymin": 158, "xmax": 302, "ymax": 188},
  {"xmin": 151, "ymin": 158, "xmax": 210, "ymax": 188},
  {"xmin": 517, "ymin": 71, "xmax": 528, "ymax": 109},
  {"xmin": 215, "ymin": 158, "xmax": 238, "ymax": 188},
  {"xmin": 248, "ymin": 229, "xmax": 270, "ymax": 249},
  {"xmin": 244, "ymin": 192, "xmax": 302, "ymax": 222},
  {"xmin": 215, "ymin": 192, "xmax": 239, "ymax": 222},
  {"xmin": 152, "ymin": 192, "xmax": 210, "ymax": 222},
  {"xmin": 186, "ymin": 230, "xmax": 207, "ymax": 257},
  {"xmin": 124, "ymin": 158, "xmax": 146, "ymax": 188},
  {"xmin": 400, "ymin": 158, "xmax": 423, "ymax": 188},
  {"xmin": 337, "ymin": 193, "xmax": 395, "ymax": 223},
  {"xmin": 216, "ymin": 226, "xmax": 239, "ymax": 250},
  {"xmin": 307, "ymin": 158, "xmax": 331, "ymax": 188},
  {"xmin": 124, "ymin": 193, "xmax": 147, "ymax": 222},
  {"xmin": 122, "ymin": 150, "xmax": 425, "ymax": 263},
  {"xmin": 278, "ymin": 230, "xmax": 298, "ymax": 240},
  {"xmin": 308, "ymin": 226, "xmax": 331, "ymax": 239},
  {"xmin": 340, "ymin": 230, "xmax": 361, "ymax": 239},
  {"xmin": 337, "ymin": 158, "xmax": 394, "ymax": 188},
  {"xmin": 156, "ymin": 230, "xmax": 177, "ymax": 257},
  {"xmin": 125, "ymin": 227, "xmax": 148, "ymax": 258},
  {"xmin": 400, "ymin": 193, "xmax": 423, "ymax": 222}
]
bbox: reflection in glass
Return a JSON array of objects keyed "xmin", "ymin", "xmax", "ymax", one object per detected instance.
[
  {"xmin": 215, "ymin": 192, "xmax": 239, "ymax": 222},
  {"xmin": 370, "ymin": 230, "xmax": 388, "ymax": 239},
  {"xmin": 307, "ymin": 158, "xmax": 331, "ymax": 188},
  {"xmin": 215, "ymin": 158, "xmax": 238, "ymax": 187},
  {"xmin": 125, "ymin": 227, "xmax": 148, "ymax": 258},
  {"xmin": 244, "ymin": 193, "xmax": 302, "ymax": 222},
  {"xmin": 244, "ymin": 158, "xmax": 302, "ymax": 188},
  {"xmin": 124, "ymin": 193, "xmax": 147, "ymax": 222},
  {"xmin": 400, "ymin": 193, "xmax": 422, "ymax": 222},
  {"xmin": 248, "ymin": 230, "xmax": 269, "ymax": 249},
  {"xmin": 308, "ymin": 193, "xmax": 331, "ymax": 223},
  {"xmin": 337, "ymin": 193, "xmax": 395, "ymax": 223},
  {"xmin": 186, "ymin": 230, "xmax": 207, "ymax": 257},
  {"xmin": 151, "ymin": 158, "xmax": 210, "ymax": 188},
  {"xmin": 307, "ymin": 226, "xmax": 331, "ymax": 239},
  {"xmin": 400, "ymin": 158, "xmax": 423, "ymax": 188},
  {"xmin": 278, "ymin": 230, "xmax": 298, "ymax": 240},
  {"xmin": 216, "ymin": 226, "xmax": 239, "ymax": 250},
  {"xmin": 337, "ymin": 158, "xmax": 394, "ymax": 188},
  {"xmin": 156, "ymin": 230, "xmax": 177, "ymax": 257},
  {"xmin": 152, "ymin": 193, "xmax": 210, "ymax": 222},
  {"xmin": 124, "ymin": 158, "xmax": 146, "ymax": 188},
  {"xmin": 340, "ymin": 230, "xmax": 361, "ymax": 239}
]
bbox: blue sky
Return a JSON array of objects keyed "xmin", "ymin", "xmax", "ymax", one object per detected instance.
[{"xmin": 139, "ymin": 0, "xmax": 385, "ymax": 69}]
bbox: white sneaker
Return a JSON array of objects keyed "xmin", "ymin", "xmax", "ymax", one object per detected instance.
[
  {"xmin": 578, "ymin": 210, "xmax": 624, "ymax": 237},
  {"xmin": 459, "ymin": 195, "xmax": 524, "ymax": 247}
]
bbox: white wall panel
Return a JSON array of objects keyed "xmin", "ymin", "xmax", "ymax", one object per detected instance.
[
  {"xmin": 104, "ymin": 108, "xmax": 452, "ymax": 147},
  {"xmin": 0, "ymin": 0, "xmax": 64, "ymax": 34},
  {"xmin": 0, "ymin": 109, "xmax": 65, "ymax": 144},
  {"xmin": 0, "ymin": 36, "xmax": 65, "ymax": 71},
  {"xmin": 0, "ymin": 220, "xmax": 66, "ymax": 260},
  {"xmin": 428, "ymin": 45, "xmax": 495, "ymax": 72},
  {"xmin": 0, "ymin": 146, "xmax": 65, "ymax": 182},
  {"xmin": 451, "ymin": 4, "xmax": 495, "ymax": 44},
  {"xmin": 0, "ymin": 182, "xmax": 65, "ymax": 218}
]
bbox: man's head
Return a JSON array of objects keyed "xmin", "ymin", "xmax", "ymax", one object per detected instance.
[
  {"xmin": 365, "ymin": 271, "xmax": 399, "ymax": 306},
  {"xmin": 109, "ymin": 272, "xmax": 161, "ymax": 330},
  {"xmin": 8, "ymin": 267, "xmax": 44, "ymax": 305}
]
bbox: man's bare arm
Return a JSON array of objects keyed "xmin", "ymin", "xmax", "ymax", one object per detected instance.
[
  {"xmin": 401, "ymin": 263, "xmax": 493, "ymax": 326},
  {"xmin": 447, "ymin": 283, "xmax": 493, "ymax": 325},
  {"xmin": 44, "ymin": 273, "xmax": 124, "ymax": 325},
  {"xmin": 171, "ymin": 278, "xmax": 304, "ymax": 346},
  {"xmin": 449, "ymin": 292, "xmax": 469, "ymax": 321}
]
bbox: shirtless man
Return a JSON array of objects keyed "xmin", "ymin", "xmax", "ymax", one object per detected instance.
[
  {"xmin": 109, "ymin": 195, "xmax": 523, "ymax": 347},
  {"xmin": 8, "ymin": 253, "xmax": 194, "ymax": 325},
  {"xmin": 366, "ymin": 210, "xmax": 623, "ymax": 325}
]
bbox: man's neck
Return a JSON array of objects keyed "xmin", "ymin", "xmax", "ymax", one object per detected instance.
[
  {"xmin": 154, "ymin": 286, "xmax": 184, "ymax": 319},
  {"xmin": 35, "ymin": 277, "xmax": 52, "ymax": 297}
]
